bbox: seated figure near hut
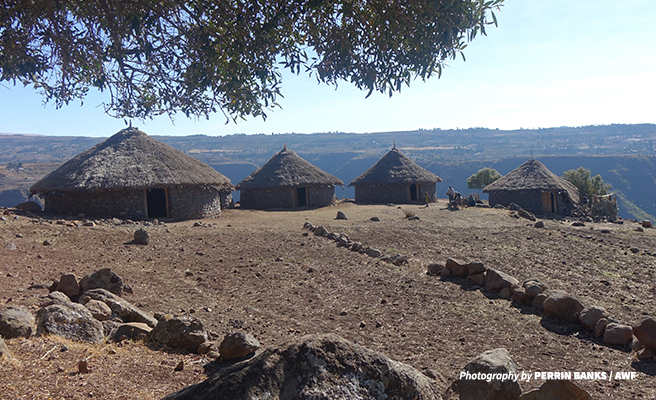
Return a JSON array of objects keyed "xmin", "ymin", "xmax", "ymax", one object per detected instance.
[
  {"xmin": 483, "ymin": 159, "xmax": 580, "ymax": 215},
  {"xmin": 30, "ymin": 127, "xmax": 234, "ymax": 220},
  {"xmin": 349, "ymin": 145, "xmax": 441, "ymax": 204},
  {"xmin": 236, "ymin": 145, "xmax": 343, "ymax": 210}
]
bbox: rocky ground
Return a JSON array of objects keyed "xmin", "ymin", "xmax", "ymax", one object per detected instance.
[{"xmin": 1, "ymin": 200, "xmax": 655, "ymax": 399}]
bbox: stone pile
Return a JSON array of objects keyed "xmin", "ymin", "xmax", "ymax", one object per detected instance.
[{"xmin": 303, "ymin": 222, "xmax": 405, "ymax": 265}]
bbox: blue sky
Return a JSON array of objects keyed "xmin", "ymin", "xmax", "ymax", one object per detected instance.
[{"xmin": 1, "ymin": 0, "xmax": 655, "ymax": 137}]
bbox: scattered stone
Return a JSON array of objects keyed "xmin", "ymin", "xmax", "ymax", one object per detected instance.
[
  {"xmin": 467, "ymin": 273, "xmax": 485, "ymax": 286},
  {"xmin": 150, "ymin": 314, "xmax": 209, "ymax": 353},
  {"xmin": 0, "ymin": 336, "xmax": 10, "ymax": 359},
  {"xmin": 366, "ymin": 248, "xmax": 382, "ymax": 258},
  {"xmin": 630, "ymin": 247, "xmax": 640, "ymax": 254},
  {"xmin": 134, "ymin": 228, "xmax": 150, "ymax": 245},
  {"xmin": 518, "ymin": 209, "xmax": 536, "ymax": 221},
  {"xmin": 0, "ymin": 306, "xmax": 36, "ymax": 339},
  {"xmin": 80, "ymin": 288, "xmax": 157, "ymax": 327},
  {"xmin": 484, "ymin": 269, "xmax": 519, "ymax": 293},
  {"xmin": 603, "ymin": 323, "xmax": 634, "ymax": 346},
  {"xmin": 370, "ymin": 216, "xmax": 380, "ymax": 221},
  {"xmin": 350, "ymin": 242, "xmax": 363, "ymax": 252},
  {"xmin": 466, "ymin": 262, "xmax": 486, "ymax": 275},
  {"xmin": 79, "ymin": 268, "xmax": 125, "ymax": 297},
  {"xmin": 82, "ymin": 221, "xmax": 95, "ymax": 227},
  {"xmin": 523, "ymin": 280, "xmax": 546, "ymax": 298},
  {"xmin": 389, "ymin": 254, "xmax": 408, "ymax": 266},
  {"xmin": 174, "ymin": 360, "xmax": 185, "ymax": 372},
  {"xmin": 219, "ymin": 331, "xmax": 260, "ymax": 360},
  {"xmin": 543, "ymin": 290, "xmax": 584, "ymax": 324},
  {"xmin": 633, "ymin": 317, "xmax": 656, "ymax": 350},
  {"xmin": 600, "ymin": 229, "xmax": 611, "ymax": 234},
  {"xmin": 5, "ymin": 242, "xmax": 17, "ymax": 250},
  {"xmin": 313, "ymin": 225, "xmax": 328, "ymax": 236},
  {"xmin": 426, "ymin": 263, "xmax": 445, "ymax": 275},
  {"xmin": 518, "ymin": 379, "xmax": 591, "ymax": 400},
  {"xmin": 510, "ymin": 286, "xmax": 532, "ymax": 306},
  {"xmin": 43, "ymin": 291, "xmax": 72, "ymax": 307},
  {"xmin": 578, "ymin": 306, "xmax": 609, "ymax": 331},
  {"xmin": 42, "ymin": 240, "xmax": 53, "ymax": 246},
  {"xmin": 642, "ymin": 220, "xmax": 652, "ymax": 228},
  {"xmin": 637, "ymin": 347, "xmax": 655, "ymax": 360},
  {"xmin": 534, "ymin": 221, "xmax": 545, "ymax": 228},
  {"xmin": 336, "ymin": 211, "xmax": 348, "ymax": 220},
  {"xmin": 572, "ymin": 221, "xmax": 585, "ymax": 227},
  {"xmin": 111, "ymin": 322, "xmax": 153, "ymax": 342},
  {"xmin": 450, "ymin": 348, "xmax": 522, "ymax": 400},
  {"xmin": 440, "ymin": 268, "xmax": 452, "ymax": 277},
  {"xmin": 36, "ymin": 303, "xmax": 104, "ymax": 344},
  {"xmin": 303, "ymin": 222, "xmax": 315, "ymax": 230},
  {"xmin": 445, "ymin": 258, "xmax": 469, "ymax": 277},
  {"xmin": 162, "ymin": 334, "xmax": 440, "ymax": 400},
  {"xmin": 56, "ymin": 274, "xmax": 80, "ymax": 298},
  {"xmin": 595, "ymin": 318, "xmax": 609, "ymax": 338},
  {"xmin": 499, "ymin": 286, "xmax": 512, "ymax": 299},
  {"xmin": 78, "ymin": 360, "xmax": 89, "ymax": 374},
  {"xmin": 197, "ymin": 341, "xmax": 218, "ymax": 355}
]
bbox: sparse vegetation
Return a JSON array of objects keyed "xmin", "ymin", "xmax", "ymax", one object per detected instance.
[{"xmin": 466, "ymin": 167, "xmax": 502, "ymax": 190}]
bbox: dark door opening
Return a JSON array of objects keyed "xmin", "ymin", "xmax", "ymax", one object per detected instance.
[
  {"xmin": 410, "ymin": 184, "xmax": 418, "ymax": 201},
  {"xmin": 296, "ymin": 187, "xmax": 307, "ymax": 207},
  {"xmin": 147, "ymin": 188, "xmax": 168, "ymax": 218},
  {"xmin": 551, "ymin": 192, "xmax": 557, "ymax": 213}
]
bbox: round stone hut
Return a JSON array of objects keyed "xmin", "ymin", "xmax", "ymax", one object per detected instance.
[
  {"xmin": 30, "ymin": 127, "xmax": 234, "ymax": 220},
  {"xmin": 349, "ymin": 146, "xmax": 441, "ymax": 204},
  {"xmin": 236, "ymin": 145, "xmax": 343, "ymax": 209},
  {"xmin": 483, "ymin": 159, "xmax": 580, "ymax": 215}
]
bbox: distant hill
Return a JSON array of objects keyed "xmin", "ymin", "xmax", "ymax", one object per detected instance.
[{"xmin": 1, "ymin": 124, "xmax": 655, "ymax": 220}]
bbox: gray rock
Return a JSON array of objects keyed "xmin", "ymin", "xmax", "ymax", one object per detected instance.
[
  {"xmin": 467, "ymin": 273, "xmax": 486, "ymax": 286},
  {"xmin": 313, "ymin": 225, "xmax": 328, "ymax": 236},
  {"xmin": 389, "ymin": 254, "xmax": 408, "ymax": 266},
  {"xmin": 642, "ymin": 220, "xmax": 652, "ymax": 228},
  {"xmin": 519, "ymin": 379, "xmax": 591, "ymax": 400},
  {"xmin": 366, "ymin": 248, "xmax": 382, "ymax": 258},
  {"xmin": 336, "ymin": 211, "xmax": 348, "ymax": 220},
  {"xmin": 43, "ymin": 291, "xmax": 72, "ymax": 306},
  {"xmin": 518, "ymin": 209, "xmax": 536, "ymax": 221},
  {"xmin": 5, "ymin": 242, "xmax": 17, "ymax": 250},
  {"xmin": 633, "ymin": 317, "xmax": 656, "ymax": 350},
  {"xmin": 484, "ymin": 269, "xmax": 519, "ymax": 293},
  {"xmin": 533, "ymin": 221, "xmax": 545, "ymax": 228},
  {"xmin": 0, "ymin": 306, "xmax": 35, "ymax": 339},
  {"xmin": 426, "ymin": 263, "xmax": 445, "ymax": 276},
  {"xmin": 0, "ymin": 336, "xmax": 10, "ymax": 359},
  {"xmin": 450, "ymin": 348, "xmax": 522, "ymax": 400},
  {"xmin": 80, "ymin": 288, "xmax": 157, "ymax": 327},
  {"xmin": 543, "ymin": 290, "xmax": 584, "ymax": 324},
  {"xmin": 134, "ymin": 228, "xmax": 150, "ymax": 245},
  {"xmin": 603, "ymin": 323, "xmax": 634, "ymax": 346},
  {"xmin": 578, "ymin": 306, "xmax": 609, "ymax": 331},
  {"xmin": 36, "ymin": 303, "xmax": 104, "ymax": 344},
  {"xmin": 56, "ymin": 274, "xmax": 79, "ymax": 298},
  {"xmin": 219, "ymin": 331, "xmax": 260, "ymax": 360},
  {"xmin": 150, "ymin": 314, "xmax": 209, "ymax": 353},
  {"xmin": 532, "ymin": 293, "xmax": 548, "ymax": 311},
  {"xmin": 370, "ymin": 216, "xmax": 380, "ymax": 221},
  {"xmin": 445, "ymin": 258, "xmax": 468, "ymax": 277},
  {"xmin": 162, "ymin": 334, "xmax": 441, "ymax": 400},
  {"xmin": 111, "ymin": 322, "xmax": 153, "ymax": 342},
  {"xmin": 79, "ymin": 268, "xmax": 125, "ymax": 297},
  {"xmin": 465, "ymin": 262, "xmax": 485, "ymax": 275},
  {"xmin": 595, "ymin": 318, "xmax": 608, "ymax": 338},
  {"xmin": 84, "ymin": 299, "xmax": 112, "ymax": 321},
  {"xmin": 350, "ymin": 242, "xmax": 363, "ymax": 252}
]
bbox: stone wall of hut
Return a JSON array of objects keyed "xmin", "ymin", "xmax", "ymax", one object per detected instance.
[
  {"xmin": 43, "ymin": 185, "xmax": 224, "ymax": 220},
  {"xmin": 168, "ymin": 185, "xmax": 222, "ymax": 219},
  {"xmin": 239, "ymin": 185, "xmax": 336, "ymax": 209},
  {"xmin": 354, "ymin": 183, "xmax": 436, "ymax": 204},
  {"xmin": 488, "ymin": 189, "xmax": 577, "ymax": 215}
]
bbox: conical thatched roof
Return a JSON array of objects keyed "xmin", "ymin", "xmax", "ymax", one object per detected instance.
[
  {"xmin": 235, "ymin": 146, "xmax": 343, "ymax": 189},
  {"xmin": 30, "ymin": 128, "xmax": 233, "ymax": 194},
  {"xmin": 348, "ymin": 148, "xmax": 441, "ymax": 186},
  {"xmin": 483, "ymin": 159, "xmax": 580, "ymax": 202}
]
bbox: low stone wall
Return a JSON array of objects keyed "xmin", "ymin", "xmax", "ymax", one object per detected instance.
[
  {"xmin": 240, "ymin": 185, "xmax": 336, "ymax": 209},
  {"xmin": 168, "ymin": 185, "xmax": 222, "ymax": 219},
  {"xmin": 354, "ymin": 183, "xmax": 436, "ymax": 204},
  {"xmin": 44, "ymin": 189, "xmax": 146, "ymax": 219},
  {"xmin": 489, "ymin": 190, "xmax": 576, "ymax": 215}
]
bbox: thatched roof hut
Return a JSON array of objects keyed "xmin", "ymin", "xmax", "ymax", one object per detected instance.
[
  {"xmin": 483, "ymin": 159, "xmax": 579, "ymax": 214},
  {"xmin": 30, "ymin": 127, "xmax": 234, "ymax": 220},
  {"xmin": 348, "ymin": 147, "xmax": 442, "ymax": 204},
  {"xmin": 236, "ymin": 145, "xmax": 343, "ymax": 209}
]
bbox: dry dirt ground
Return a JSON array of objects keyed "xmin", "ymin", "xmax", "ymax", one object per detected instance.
[{"xmin": 1, "ymin": 200, "xmax": 655, "ymax": 399}]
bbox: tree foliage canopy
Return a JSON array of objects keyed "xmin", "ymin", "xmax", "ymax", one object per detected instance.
[
  {"xmin": 563, "ymin": 167, "xmax": 612, "ymax": 200},
  {"xmin": 467, "ymin": 167, "xmax": 502, "ymax": 190},
  {"xmin": 0, "ymin": 0, "xmax": 503, "ymax": 121}
]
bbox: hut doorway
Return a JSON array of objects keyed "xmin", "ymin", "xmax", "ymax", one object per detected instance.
[
  {"xmin": 147, "ymin": 188, "xmax": 168, "ymax": 218},
  {"xmin": 296, "ymin": 187, "xmax": 308, "ymax": 207},
  {"xmin": 410, "ymin": 184, "xmax": 418, "ymax": 201},
  {"xmin": 541, "ymin": 190, "xmax": 557, "ymax": 214}
]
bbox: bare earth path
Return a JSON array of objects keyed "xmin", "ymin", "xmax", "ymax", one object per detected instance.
[{"xmin": 1, "ymin": 200, "xmax": 655, "ymax": 399}]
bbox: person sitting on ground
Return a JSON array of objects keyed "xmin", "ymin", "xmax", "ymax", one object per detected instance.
[{"xmin": 468, "ymin": 194, "xmax": 477, "ymax": 207}]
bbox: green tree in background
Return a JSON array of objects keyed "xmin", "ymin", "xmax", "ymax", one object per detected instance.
[
  {"xmin": 467, "ymin": 167, "xmax": 502, "ymax": 190},
  {"xmin": 563, "ymin": 167, "xmax": 612, "ymax": 200},
  {"xmin": 0, "ymin": 0, "xmax": 503, "ymax": 121}
]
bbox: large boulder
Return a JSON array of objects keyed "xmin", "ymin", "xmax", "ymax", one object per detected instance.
[
  {"xmin": 484, "ymin": 269, "xmax": 519, "ymax": 293},
  {"xmin": 84, "ymin": 299, "xmax": 112, "ymax": 321},
  {"xmin": 36, "ymin": 303, "xmax": 104, "ymax": 344},
  {"xmin": 162, "ymin": 334, "xmax": 441, "ymax": 400},
  {"xmin": 79, "ymin": 288, "xmax": 157, "ymax": 327},
  {"xmin": 633, "ymin": 317, "xmax": 656, "ymax": 350},
  {"xmin": 603, "ymin": 323, "xmax": 634, "ymax": 346},
  {"xmin": 445, "ymin": 258, "xmax": 468, "ymax": 277},
  {"xmin": 219, "ymin": 331, "xmax": 260, "ymax": 360},
  {"xmin": 111, "ymin": 322, "xmax": 153, "ymax": 342},
  {"xmin": 519, "ymin": 380, "xmax": 591, "ymax": 400},
  {"xmin": 542, "ymin": 290, "xmax": 584, "ymax": 324},
  {"xmin": 79, "ymin": 268, "xmax": 125, "ymax": 296},
  {"xmin": 578, "ymin": 306, "xmax": 609, "ymax": 331},
  {"xmin": 0, "ymin": 306, "xmax": 36, "ymax": 339},
  {"xmin": 450, "ymin": 348, "xmax": 522, "ymax": 400},
  {"xmin": 56, "ymin": 274, "xmax": 80, "ymax": 298},
  {"xmin": 150, "ymin": 314, "xmax": 209, "ymax": 353}
]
